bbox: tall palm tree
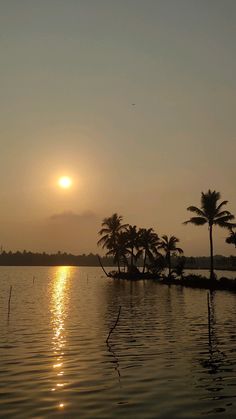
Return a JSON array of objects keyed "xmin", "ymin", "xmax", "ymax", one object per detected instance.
[
  {"xmin": 184, "ymin": 190, "xmax": 235, "ymax": 280},
  {"xmin": 139, "ymin": 228, "xmax": 160, "ymax": 273},
  {"xmin": 97, "ymin": 213, "xmax": 128, "ymax": 272},
  {"xmin": 160, "ymin": 235, "xmax": 183, "ymax": 277},
  {"xmin": 112, "ymin": 231, "xmax": 130, "ymax": 271},
  {"xmin": 124, "ymin": 225, "xmax": 140, "ymax": 271},
  {"xmin": 226, "ymin": 229, "xmax": 236, "ymax": 248}
]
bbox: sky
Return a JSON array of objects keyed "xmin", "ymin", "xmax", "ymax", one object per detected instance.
[{"xmin": 0, "ymin": 0, "xmax": 236, "ymax": 256}]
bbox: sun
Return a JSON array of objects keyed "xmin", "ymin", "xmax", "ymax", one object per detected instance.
[{"xmin": 58, "ymin": 176, "xmax": 72, "ymax": 189}]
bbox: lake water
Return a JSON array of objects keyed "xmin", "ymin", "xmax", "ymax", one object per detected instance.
[{"xmin": 1, "ymin": 266, "xmax": 236, "ymax": 418}]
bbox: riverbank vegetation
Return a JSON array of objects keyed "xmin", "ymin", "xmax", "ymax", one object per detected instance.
[{"xmin": 98, "ymin": 190, "xmax": 236, "ymax": 284}]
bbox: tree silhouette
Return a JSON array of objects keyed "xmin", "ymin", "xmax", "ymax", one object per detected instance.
[
  {"xmin": 139, "ymin": 228, "xmax": 160, "ymax": 273},
  {"xmin": 124, "ymin": 225, "xmax": 140, "ymax": 271},
  {"xmin": 97, "ymin": 213, "xmax": 128, "ymax": 273},
  {"xmin": 159, "ymin": 235, "xmax": 183, "ymax": 277},
  {"xmin": 226, "ymin": 229, "xmax": 236, "ymax": 248},
  {"xmin": 111, "ymin": 231, "xmax": 130, "ymax": 272},
  {"xmin": 184, "ymin": 190, "xmax": 235, "ymax": 280}
]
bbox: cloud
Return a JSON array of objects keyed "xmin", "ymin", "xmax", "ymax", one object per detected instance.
[
  {"xmin": 49, "ymin": 210, "xmax": 96, "ymax": 223},
  {"xmin": 44, "ymin": 210, "xmax": 99, "ymax": 253}
]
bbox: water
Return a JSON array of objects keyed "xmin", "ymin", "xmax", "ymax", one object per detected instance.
[{"xmin": 1, "ymin": 266, "xmax": 236, "ymax": 418}]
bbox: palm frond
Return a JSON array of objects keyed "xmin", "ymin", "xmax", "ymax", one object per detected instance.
[
  {"xmin": 226, "ymin": 231, "xmax": 236, "ymax": 246},
  {"xmin": 98, "ymin": 228, "xmax": 110, "ymax": 235},
  {"xmin": 106, "ymin": 249, "xmax": 115, "ymax": 256},
  {"xmin": 183, "ymin": 217, "xmax": 207, "ymax": 226},
  {"xmin": 216, "ymin": 200, "xmax": 228, "ymax": 212},
  {"xmin": 159, "ymin": 235, "xmax": 183, "ymax": 255},
  {"xmin": 175, "ymin": 247, "xmax": 184, "ymax": 254},
  {"xmin": 161, "ymin": 235, "xmax": 168, "ymax": 242},
  {"xmin": 97, "ymin": 234, "xmax": 109, "ymax": 246},
  {"xmin": 169, "ymin": 236, "xmax": 180, "ymax": 245},
  {"xmin": 201, "ymin": 190, "xmax": 220, "ymax": 206},
  {"xmin": 216, "ymin": 220, "xmax": 236, "ymax": 229},
  {"xmin": 186, "ymin": 206, "xmax": 206, "ymax": 217},
  {"xmin": 214, "ymin": 210, "xmax": 234, "ymax": 219},
  {"xmin": 214, "ymin": 214, "xmax": 235, "ymax": 226}
]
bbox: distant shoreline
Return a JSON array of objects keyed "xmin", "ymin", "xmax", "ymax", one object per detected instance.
[
  {"xmin": 0, "ymin": 264, "xmax": 236, "ymax": 272},
  {"xmin": 0, "ymin": 252, "xmax": 235, "ymax": 270}
]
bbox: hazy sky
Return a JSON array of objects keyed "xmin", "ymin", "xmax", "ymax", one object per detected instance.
[{"xmin": 0, "ymin": 0, "xmax": 236, "ymax": 255}]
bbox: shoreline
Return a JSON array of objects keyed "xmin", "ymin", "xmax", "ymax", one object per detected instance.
[
  {"xmin": 0, "ymin": 264, "xmax": 235, "ymax": 272},
  {"xmin": 107, "ymin": 271, "xmax": 236, "ymax": 292}
]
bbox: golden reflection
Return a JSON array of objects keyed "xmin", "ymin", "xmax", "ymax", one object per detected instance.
[{"xmin": 50, "ymin": 266, "xmax": 72, "ymax": 410}]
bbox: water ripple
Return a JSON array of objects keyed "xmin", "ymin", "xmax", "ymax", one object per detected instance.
[{"xmin": 1, "ymin": 267, "xmax": 236, "ymax": 417}]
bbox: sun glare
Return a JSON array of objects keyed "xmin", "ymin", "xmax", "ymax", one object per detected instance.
[{"xmin": 58, "ymin": 176, "xmax": 72, "ymax": 189}]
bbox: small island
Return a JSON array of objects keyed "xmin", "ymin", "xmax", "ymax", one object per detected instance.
[{"xmin": 97, "ymin": 190, "xmax": 236, "ymax": 292}]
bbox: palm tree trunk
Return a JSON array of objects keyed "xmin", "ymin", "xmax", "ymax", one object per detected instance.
[
  {"xmin": 143, "ymin": 250, "xmax": 147, "ymax": 274},
  {"xmin": 131, "ymin": 247, "xmax": 134, "ymax": 270},
  {"xmin": 167, "ymin": 252, "xmax": 171, "ymax": 278},
  {"xmin": 117, "ymin": 257, "xmax": 121, "ymax": 274},
  {"xmin": 209, "ymin": 225, "xmax": 214, "ymax": 280},
  {"xmin": 97, "ymin": 255, "xmax": 110, "ymax": 277},
  {"xmin": 124, "ymin": 256, "xmax": 128, "ymax": 272}
]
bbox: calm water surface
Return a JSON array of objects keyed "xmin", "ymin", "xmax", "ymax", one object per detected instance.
[{"xmin": 0, "ymin": 267, "xmax": 236, "ymax": 418}]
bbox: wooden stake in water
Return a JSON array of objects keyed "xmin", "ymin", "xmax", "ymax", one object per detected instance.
[
  {"xmin": 207, "ymin": 292, "xmax": 211, "ymax": 346},
  {"xmin": 106, "ymin": 306, "xmax": 121, "ymax": 343},
  {"xmin": 8, "ymin": 285, "xmax": 12, "ymax": 316}
]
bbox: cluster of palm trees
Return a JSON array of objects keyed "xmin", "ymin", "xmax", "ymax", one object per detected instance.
[
  {"xmin": 98, "ymin": 190, "xmax": 236, "ymax": 281},
  {"xmin": 97, "ymin": 214, "xmax": 183, "ymax": 276}
]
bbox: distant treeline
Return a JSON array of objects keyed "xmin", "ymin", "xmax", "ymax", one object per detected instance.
[
  {"xmin": 0, "ymin": 251, "xmax": 110, "ymax": 266},
  {"xmin": 0, "ymin": 250, "xmax": 236, "ymax": 270},
  {"xmin": 184, "ymin": 255, "xmax": 236, "ymax": 271}
]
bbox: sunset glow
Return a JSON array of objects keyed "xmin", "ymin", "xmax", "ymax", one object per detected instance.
[
  {"xmin": 58, "ymin": 176, "xmax": 72, "ymax": 189},
  {"xmin": 1, "ymin": 1, "xmax": 236, "ymax": 418},
  {"xmin": 51, "ymin": 266, "xmax": 72, "ymax": 409}
]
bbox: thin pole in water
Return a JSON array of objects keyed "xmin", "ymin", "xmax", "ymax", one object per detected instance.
[
  {"xmin": 8, "ymin": 285, "xmax": 12, "ymax": 316},
  {"xmin": 207, "ymin": 292, "xmax": 211, "ymax": 346}
]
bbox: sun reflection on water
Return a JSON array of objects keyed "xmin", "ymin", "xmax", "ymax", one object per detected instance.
[{"xmin": 50, "ymin": 266, "xmax": 72, "ymax": 410}]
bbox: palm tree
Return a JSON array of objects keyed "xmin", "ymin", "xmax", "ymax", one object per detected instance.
[
  {"xmin": 226, "ymin": 229, "xmax": 236, "ymax": 248},
  {"xmin": 97, "ymin": 213, "xmax": 128, "ymax": 272},
  {"xmin": 139, "ymin": 228, "xmax": 160, "ymax": 273},
  {"xmin": 184, "ymin": 190, "xmax": 235, "ymax": 280},
  {"xmin": 160, "ymin": 235, "xmax": 183, "ymax": 278},
  {"xmin": 112, "ymin": 231, "xmax": 130, "ymax": 271},
  {"xmin": 124, "ymin": 225, "xmax": 140, "ymax": 271}
]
